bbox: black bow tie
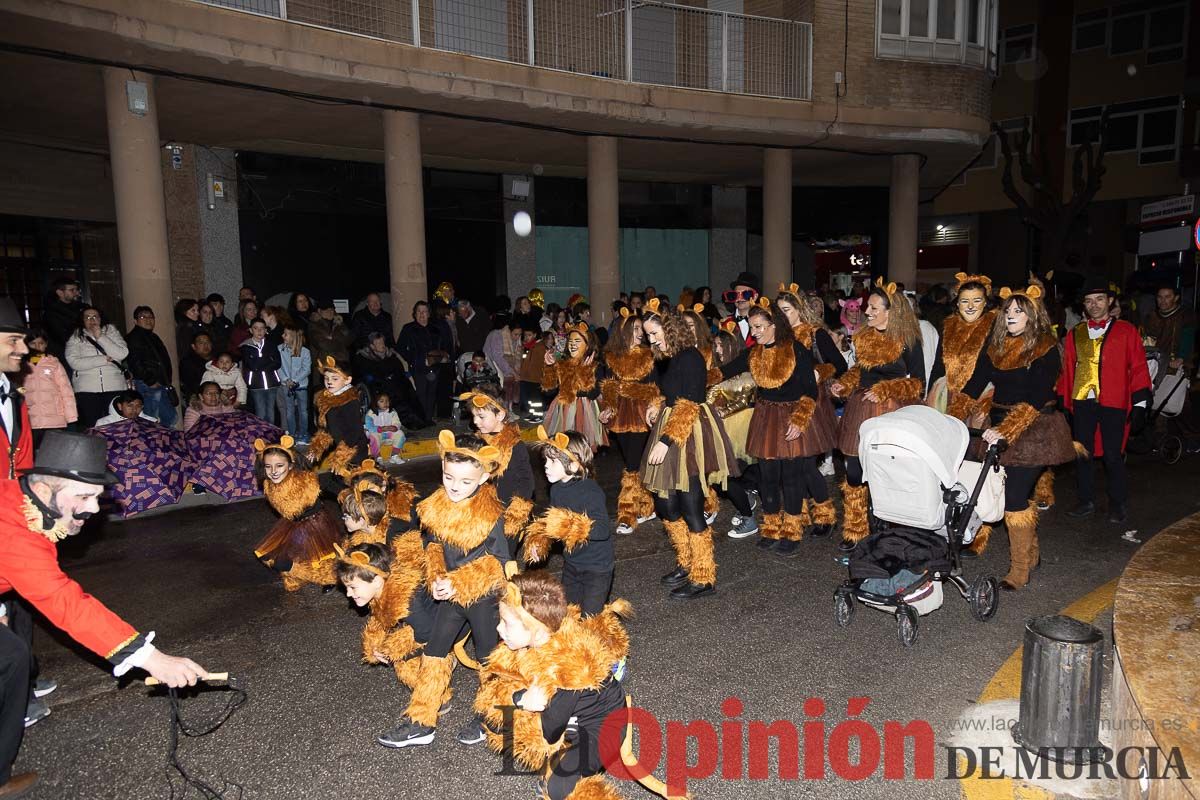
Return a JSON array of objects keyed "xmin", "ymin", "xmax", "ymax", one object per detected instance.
[
  {"xmin": 0, "ymin": 384, "xmax": 16, "ymax": 404},
  {"xmin": 734, "ymin": 316, "xmax": 747, "ymax": 323}
]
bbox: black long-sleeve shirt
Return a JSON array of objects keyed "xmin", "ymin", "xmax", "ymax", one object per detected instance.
[
  {"xmin": 427, "ymin": 514, "xmax": 510, "ymax": 573},
  {"xmin": 812, "ymin": 329, "xmax": 849, "ymax": 375},
  {"xmin": 721, "ymin": 340, "xmax": 818, "ymax": 402},
  {"xmin": 549, "ymin": 477, "xmax": 612, "ymax": 572},
  {"xmin": 860, "ymin": 345, "xmax": 927, "ymax": 393},
  {"xmin": 496, "ymin": 441, "xmax": 534, "ymax": 504},
  {"xmin": 654, "ymin": 348, "xmax": 707, "ymax": 405},
  {"xmin": 963, "ymin": 343, "xmax": 1061, "ymax": 418}
]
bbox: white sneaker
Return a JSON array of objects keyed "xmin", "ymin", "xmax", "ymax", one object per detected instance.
[
  {"xmin": 704, "ymin": 510, "xmax": 718, "ymax": 526},
  {"xmin": 389, "ymin": 454, "xmax": 406, "ymax": 465},
  {"xmin": 728, "ymin": 515, "xmax": 759, "ymax": 539},
  {"xmin": 615, "ymin": 522, "xmax": 634, "ymax": 535},
  {"xmin": 635, "ymin": 512, "xmax": 656, "ymax": 524},
  {"xmin": 818, "ymin": 458, "xmax": 836, "ymax": 477}
]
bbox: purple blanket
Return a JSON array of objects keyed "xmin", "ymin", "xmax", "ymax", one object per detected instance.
[
  {"xmin": 185, "ymin": 412, "xmax": 284, "ymax": 501},
  {"xmin": 92, "ymin": 418, "xmax": 193, "ymax": 517}
]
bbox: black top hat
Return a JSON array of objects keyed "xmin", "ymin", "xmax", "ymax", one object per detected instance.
[
  {"xmin": 29, "ymin": 430, "xmax": 117, "ymax": 486},
  {"xmin": 1078, "ymin": 275, "xmax": 1115, "ymax": 298},
  {"xmin": 729, "ymin": 271, "xmax": 761, "ymax": 294},
  {"xmin": 0, "ymin": 297, "xmax": 27, "ymax": 334}
]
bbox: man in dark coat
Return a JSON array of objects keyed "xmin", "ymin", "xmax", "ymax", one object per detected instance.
[
  {"xmin": 454, "ymin": 299, "xmax": 491, "ymax": 357},
  {"xmin": 41, "ymin": 278, "xmax": 84, "ymax": 365},
  {"xmin": 352, "ymin": 333, "xmax": 428, "ymax": 429},
  {"xmin": 125, "ymin": 306, "xmax": 176, "ymax": 427},
  {"xmin": 351, "ymin": 293, "xmax": 395, "ymax": 351},
  {"xmin": 397, "ymin": 301, "xmax": 453, "ymax": 423}
]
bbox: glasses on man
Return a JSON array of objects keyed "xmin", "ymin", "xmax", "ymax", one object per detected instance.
[{"xmin": 722, "ymin": 289, "xmax": 755, "ymax": 304}]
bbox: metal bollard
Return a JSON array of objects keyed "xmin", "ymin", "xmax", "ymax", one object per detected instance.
[{"xmin": 1011, "ymin": 614, "xmax": 1106, "ymax": 763}]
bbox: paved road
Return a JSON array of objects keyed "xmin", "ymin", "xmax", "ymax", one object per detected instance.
[{"xmin": 12, "ymin": 449, "xmax": 1197, "ymax": 799}]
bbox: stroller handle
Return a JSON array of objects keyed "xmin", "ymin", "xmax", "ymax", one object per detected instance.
[{"xmin": 967, "ymin": 427, "xmax": 1008, "ymax": 454}]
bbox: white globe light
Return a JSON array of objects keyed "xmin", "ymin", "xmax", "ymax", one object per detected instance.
[
  {"xmin": 1126, "ymin": 64, "xmax": 1137, "ymax": 76},
  {"xmin": 513, "ymin": 211, "xmax": 532, "ymax": 237}
]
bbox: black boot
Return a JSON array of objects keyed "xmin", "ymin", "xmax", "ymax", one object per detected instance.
[
  {"xmin": 807, "ymin": 523, "xmax": 833, "ymax": 538},
  {"xmin": 669, "ymin": 581, "xmax": 715, "ymax": 600},
  {"xmin": 660, "ymin": 566, "xmax": 689, "ymax": 588},
  {"xmin": 774, "ymin": 539, "xmax": 801, "ymax": 558}
]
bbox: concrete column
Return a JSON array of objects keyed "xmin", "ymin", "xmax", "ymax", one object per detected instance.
[
  {"xmin": 503, "ymin": 174, "xmax": 536, "ymax": 302},
  {"xmin": 888, "ymin": 154, "xmax": 920, "ymax": 289},
  {"xmin": 762, "ymin": 148, "xmax": 793, "ymax": 293},
  {"xmin": 103, "ymin": 68, "xmax": 176, "ymax": 373},
  {"xmin": 383, "ymin": 111, "xmax": 428, "ymax": 336},
  {"xmin": 587, "ymin": 137, "xmax": 620, "ymax": 326},
  {"xmin": 192, "ymin": 146, "xmax": 244, "ymax": 304}
]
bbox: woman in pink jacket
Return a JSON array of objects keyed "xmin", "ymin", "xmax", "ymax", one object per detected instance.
[{"xmin": 22, "ymin": 329, "xmax": 78, "ymax": 447}]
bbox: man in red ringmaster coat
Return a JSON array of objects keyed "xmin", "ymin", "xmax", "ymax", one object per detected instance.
[
  {"xmin": 720, "ymin": 271, "xmax": 760, "ymax": 346},
  {"xmin": 0, "ymin": 300, "xmax": 33, "ymax": 480},
  {"xmin": 0, "ymin": 431, "xmax": 208, "ymax": 797},
  {"xmin": 1058, "ymin": 277, "xmax": 1151, "ymax": 524}
]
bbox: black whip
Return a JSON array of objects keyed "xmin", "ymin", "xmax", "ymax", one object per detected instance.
[{"xmin": 163, "ymin": 680, "xmax": 248, "ymax": 800}]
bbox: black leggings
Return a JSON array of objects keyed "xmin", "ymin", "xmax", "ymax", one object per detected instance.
[
  {"xmin": 653, "ymin": 474, "xmax": 708, "ymax": 532},
  {"xmin": 423, "ymin": 596, "xmax": 500, "ymax": 661},
  {"xmin": 758, "ymin": 457, "xmax": 809, "ymax": 515},
  {"xmin": 546, "ymin": 738, "xmax": 603, "ymax": 800},
  {"xmin": 724, "ymin": 461, "xmax": 757, "ymax": 516},
  {"xmin": 613, "ymin": 431, "xmax": 648, "ymax": 472},
  {"xmin": 801, "ymin": 457, "xmax": 830, "ymax": 502},
  {"xmin": 1003, "ymin": 465, "xmax": 1043, "ymax": 513},
  {"xmin": 844, "ymin": 456, "xmax": 864, "ymax": 487}
]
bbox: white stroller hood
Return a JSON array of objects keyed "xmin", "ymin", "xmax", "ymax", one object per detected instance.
[{"xmin": 859, "ymin": 406, "xmax": 970, "ymax": 530}]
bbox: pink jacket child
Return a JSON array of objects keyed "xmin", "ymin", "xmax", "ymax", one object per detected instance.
[{"xmin": 23, "ymin": 354, "xmax": 78, "ymax": 430}]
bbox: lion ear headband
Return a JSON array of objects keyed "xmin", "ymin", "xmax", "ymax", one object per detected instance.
[
  {"xmin": 333, "ymin": 543, "xmax": 387, "ymax": 578},
  {"xmin": 778, "ymin": 282, "xmax": 802, "ymax": 297},
  {"xmin": 536, "ymin": 425, "xmax": 582, "ymax": 471},
  {"xmin": 254, "ymin": 434, "xmax": 296, "ymax": 460},
  {"xmin": 318, "ymin": 355, "xmax": 352, "ymax": 379},
  {"xmin": 643, "ymin": 297, "xmax": 665, "ymax": 318},
  {"xmin": 953, "ymin": 272, "xmax": 993, "ymax": 294},
  {"xmin": 457, "ymin": 391, "xmax": 505, "ymax": 413},
  {"xmin": 873, "ymin": 276, "xmax": 899, "ymax": 299},
  {"xmin": 436, "ymin": 429, "xmax": 501, "ymax": 472},
  {"xmin": 998, "ymin": 284, "xmax": 1043, "ymax": 301}
]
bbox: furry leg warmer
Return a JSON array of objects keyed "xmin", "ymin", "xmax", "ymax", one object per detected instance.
[
  {"xmin": 405, "ymin": 654, "xmax": 454, "ymax": 727},
  {"xmin": 810, "ymin": 498, "xmax": 837, "ymax": 526},
  {"xmin": 662, "ymin": 518, "xmax": 692, "ymax": 572},
  {"xmin": 840, "ymin": 481, "xmax": 871, "ymax": 544},
  {"xmin": 1034, "ymin": 470, "xmax": 1055, "ymax": 509},
  {"xmin": 703, "ymin": 489, "xmax": 719, "ymax": 519},
  {"xmin": 967, "ymin": 524, "xmax": 992, "ymax": 556},
  {"xmin": 759, "ymin": 512, "xmax": 783, "ymax": 541},
  {"xmin": 687, "ymin": 529, "xmax": 717, "ymax": 586},
  {"xmin": 781, "ymin": 511, "xmax": 807, "ymax": 542},
  {"xmin": 1001, "ymin": 502, "xmax": 1039, "ymax": 590},
  {"xmin": 616, "ymin": 471, "xmax": 642, "ymax": 528}
]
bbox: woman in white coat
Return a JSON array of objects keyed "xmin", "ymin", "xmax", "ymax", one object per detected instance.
[{"xmin": 64, "ymin": 305, "xmax": 130, "ymax": 429}]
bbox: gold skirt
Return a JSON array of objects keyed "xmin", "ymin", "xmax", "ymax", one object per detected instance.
[{"xmin": 641, "ymin": 402, "xmax": 739, "ymax": 497}]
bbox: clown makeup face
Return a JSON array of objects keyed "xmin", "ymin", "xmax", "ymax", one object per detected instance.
[
  {"xmin": 776, "ymin": 299, "xmax": 801, "ymax": 328},
  {"xmin": 471, "ymin": 403, "xmax": 506, "ymax": 435},
  {"xmin": 865, "ymin": 295, "xmax": 890, "ymax": 331},
  {"xmin": 957, "ymin": 289, "xmax": 987, "ymax": 324},
  {"xmin": 343, "ymin": 575, "xmax": 384, "ymax": 607},
  {"xmin": 566, "ymin": 331, "xmax": 586, "ymax": 359},
  {"xmin": 441, "ymin": 458, "xmax": 489, "ymax": 502},
  {"xmin": 263, "ymin": 451, "xmax": 292, "ymax": 484},
  {"xmin": 1004, "ymin": 299, "xmax": 1029, "ymax": 336},
  {"xmin": 324, "ymin": 370, "xmax": 351, "ymax": 392}
]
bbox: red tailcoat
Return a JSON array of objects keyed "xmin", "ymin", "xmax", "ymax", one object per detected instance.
[
  {"xmin": 0, "ymin": 399, "xmax": 33, "ymax": 479},
  {"xmin": 1057, "ymin": 319, "xmax": 1152, "ymax": 456},
  {"xmin": 0, "ymin": 480, "xmax": 140, "ymax": 662},
  {"xmin": 721, "ymin": 315, "xmax": 757, "ymax": 347}
]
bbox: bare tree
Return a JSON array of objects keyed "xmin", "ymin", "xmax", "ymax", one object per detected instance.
[{"xmin": 994, "ymin": 109, "xmax": 1110, "ymax": 275}]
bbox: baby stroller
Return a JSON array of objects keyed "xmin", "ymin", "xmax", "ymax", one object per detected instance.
[{"xmin": 833, "ymin": 406, "xmax": 1002, "ymax": 647}]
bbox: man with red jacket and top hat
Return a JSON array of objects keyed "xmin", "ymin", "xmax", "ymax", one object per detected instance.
[
  {"xmin": 721, "ymin": 271, "xmax": 761, "ymax": 346},
  {"xmin": 0, "ymin": 431, "xmax": 208, "ymax": 797},
  {"xmin": 1058, "ymin": 277, "xmax": 1151, "ymax": 524},
  {"xmin": 0, "ymin": 300, "xmax": 33, "ymax": 481}
]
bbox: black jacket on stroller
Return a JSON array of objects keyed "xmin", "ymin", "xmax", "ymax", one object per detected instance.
[{"xmin": 849, "ymin": 527, "xmax": 952, "ymax": 583}]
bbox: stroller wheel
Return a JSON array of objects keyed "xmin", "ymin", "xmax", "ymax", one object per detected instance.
[
  {"xmin": 834, "ymin": 590, "xmax": 855, "ymax": 628},
  {"xmin": 896, "ymin": 605, "xmax": 919, "ymax": 647},
  {"xmin": 1161, "ymin": 435, "xmax": 1184, "ymax": 465},
  {"xmin": 968, "ymin": 575, "xmax": 999, "ymax": 622}
]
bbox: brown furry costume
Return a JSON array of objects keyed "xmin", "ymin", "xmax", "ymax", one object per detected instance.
[
  {"xmin": 687, "ymin": 529, "xmax": 717, "ymax": 585},
  {"xmin": 255, "ymin": 468, "xmax": 340, "ymax": 591},
  {"xmin": 360, "ymin": 529, "xmax": 429, "ymax": 686},
  {"xmin": 662, "ymin": 518, "xmax": 692, "ymax": 574},
  {"xmin": 521, "ymin": 508, "xmax": 594, "ymax": 564},
  {"xmin": 599, "ymin": 348, "xmax": 660, "ymax": 434},
  {"xmin": 307, "ymin": 387, "xmax": 362, "ymax": 464},
  {"xmin": 475, "ymin": 599, "xmax": 631, "ymax": 796},
  {"xmin": 840, "ymin": 481, "xmax": 871, "ymax": 544},
  {"xmin": 483, "ymin": 423, "xmax": 536, "ymax": 537},
  {"xmin": 541, "ymin": 357, "xmax": 597, "ymax": 404},
  {"xmin": 941, "ymin": 311, "xmax": 996, "ymax": 393},
  {"xmin": 780, "ymin": 506, "xmax": 811, "ymax": 542},
  {"xmin": 660, "ymin": 398, "xmax": 701, "ymax": 445},
  {"xmin": 616, "ymin": 470, "xmax": 655, "ymax": 529},
  {"xmin": 699, "ymin": 345, "xmax": 723, "ymax": 388},
  {"xmin": 419, "ymin": 485, "xmax": 508, "ymax": 607},
  {"xmin": 759, "ymin": 512, "xmax": 783, "ymax": 543},
  {"xmin": 1002, "ymin": 502, "xmax": 1039, "ymax": 590},
  {"xmin": 748, "ymin": 340, "xmax": 796, "ymax": 389}
]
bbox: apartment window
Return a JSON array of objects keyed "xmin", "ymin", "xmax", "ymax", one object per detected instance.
[
  {"xmin": 1073, "ymin": 8, "xmax": 1108, "ymax": 51},
  {"xmin": 1110, "ymin": 1, "xmax": 1187, "ymax": 64},
  {"xmin": 877, "ymin": 0, "xmax": 997, "ymax": 69},
  {"xmin": 1001, "ymin": 23, "xmax": 1036, "ymax": 64},
  {"xmin": 1068, "ymin": 97, "xmax": 1180, "ymax": 165},
  {"xmin": 970, "ymin": 118, "xmax": 1028, "ymax": 170}
]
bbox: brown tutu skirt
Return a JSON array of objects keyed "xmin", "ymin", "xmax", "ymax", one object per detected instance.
[
  {"xmin": 802, "ymin": 383, "xmax": 839, "ymax": 457},
  {"xmin": 608, "ymin": 394, "xmax": 651, "ymax": 434},
  {"xmin": 837, "ymin": 390, "xmax": 917, "ymax": 457},
  {"xmin": 254, "ymin": 507, "xmax": 342, "ymax": 564},
  {"xmin": 968, "ymin": 407, "xmax": 1076, "ymax": 467},
  {"xmin": 641, "ymin": 403, "xmax": 739, "ymax": 497},
  {"xmin": 747, "ymin": 400, "xmax": 806, "ymax": 460}
]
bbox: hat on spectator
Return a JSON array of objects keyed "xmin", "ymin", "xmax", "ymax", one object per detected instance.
[
  {"xmin": 1078, "ymin": 276, "xmax": 1116, "ymax": 298},
  {"xmin": 0, "ymin": 297, "xmax": 27, "ymax": 334},
  {"xmin": 28, "ymin": 430, "xmax": 118, "ymax": 486}
]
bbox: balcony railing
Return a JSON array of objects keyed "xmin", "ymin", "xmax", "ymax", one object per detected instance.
[{"xmin": 196, "ymin": 0, "xmax": 812, "ymax": 100}]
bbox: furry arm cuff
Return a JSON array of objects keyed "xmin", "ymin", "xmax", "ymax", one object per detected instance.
[
  {"xmin": 599, "ymin": 378, "xmax": 618, "ymax": 413},
  {"xmin": 540, "ymin": 364, "xmax": 560, "ymax": 392},
  {"xmin": 620, "ymin": 381, "xmax": 663, "ymax": 404},
  {"xmin": 504, "ymin": 496, "xmax": 535, "ymax": 538},
  {"xmin": 446, "ymin": 556, "xmax": 506, "ymax": 606},
  {"xmin": 946, "ymin": 391, "xmax": 974, "ymax": 421},
  {"xmin": 815, "ymin": 362, "xmax": 837, "ymax": 384},
  {"xmin": 424, "ymin": 542, "xmax": 447, "ymax": 585},
  {"xmin": 870, "ymin": 377, "xmax": 923, "ymax": 403},
  {"xmin": 362, "ymin": 618, "xmax": 419, "ymax": 664},
  {"xmin": 788, "ymin": 395, "xmax": 818, "ymax": 432},
  {"xmin": 833, "ymin": 367, "xmax": 861, "ymax": 397},
  {"xmin": 306, "ymin": 430, "xmax": 333, "ymax": 462},
  {"xmin": 995, "ymin": 402, "xmax": 1041, "ymax": 444},
  {"xmin": 523, "ymin": 509, "xmax": 593, "ymax": 564},
  {"xmin": 324, "ymin": 442, "xmax": 357, "ymax": 476},
  {"xmin": 661, "ymin": 398, "xmax": 701, "ymax": 445}
]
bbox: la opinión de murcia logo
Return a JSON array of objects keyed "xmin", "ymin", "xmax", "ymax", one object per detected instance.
[{"xmin": 492, "ymin": 698, "xmax": 1191, "ymax": 795}]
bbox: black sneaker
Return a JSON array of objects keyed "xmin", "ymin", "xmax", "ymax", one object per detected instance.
[
  {"xmin": 1107, "ymin": 503, "xmax": 1128, "ymax": 524},
  {"xmin": 837, "ymin": 538, "xmax": 856, "ymax": 553},
  {"xmin": 807, "ymin": 523, "xmax": 833, "ymax": 539},
  {"xmin": 1067, "ymin": 501, "xmax": 1095, "ymax": 519},
  {"xmin": 456, "ymin": 717, "xmax": 487, "ymax": 745},
  {"xmin": 377, "ymin": 720, "xmax": 436, "ymax": 748},
  {"xmin": 756, "ymin": 536, "xmax": 777, "ymax": 550},
  {"xmin": 774, "ymin": 539, "xmax": 801, "ymax": 558},
  {"xmin": 669, "ymin": 582, "xmax": 715, "ymax": 600},
  {"xmin": 659, "ymin": 566, "xmax": 689, "ymax": 588}
]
